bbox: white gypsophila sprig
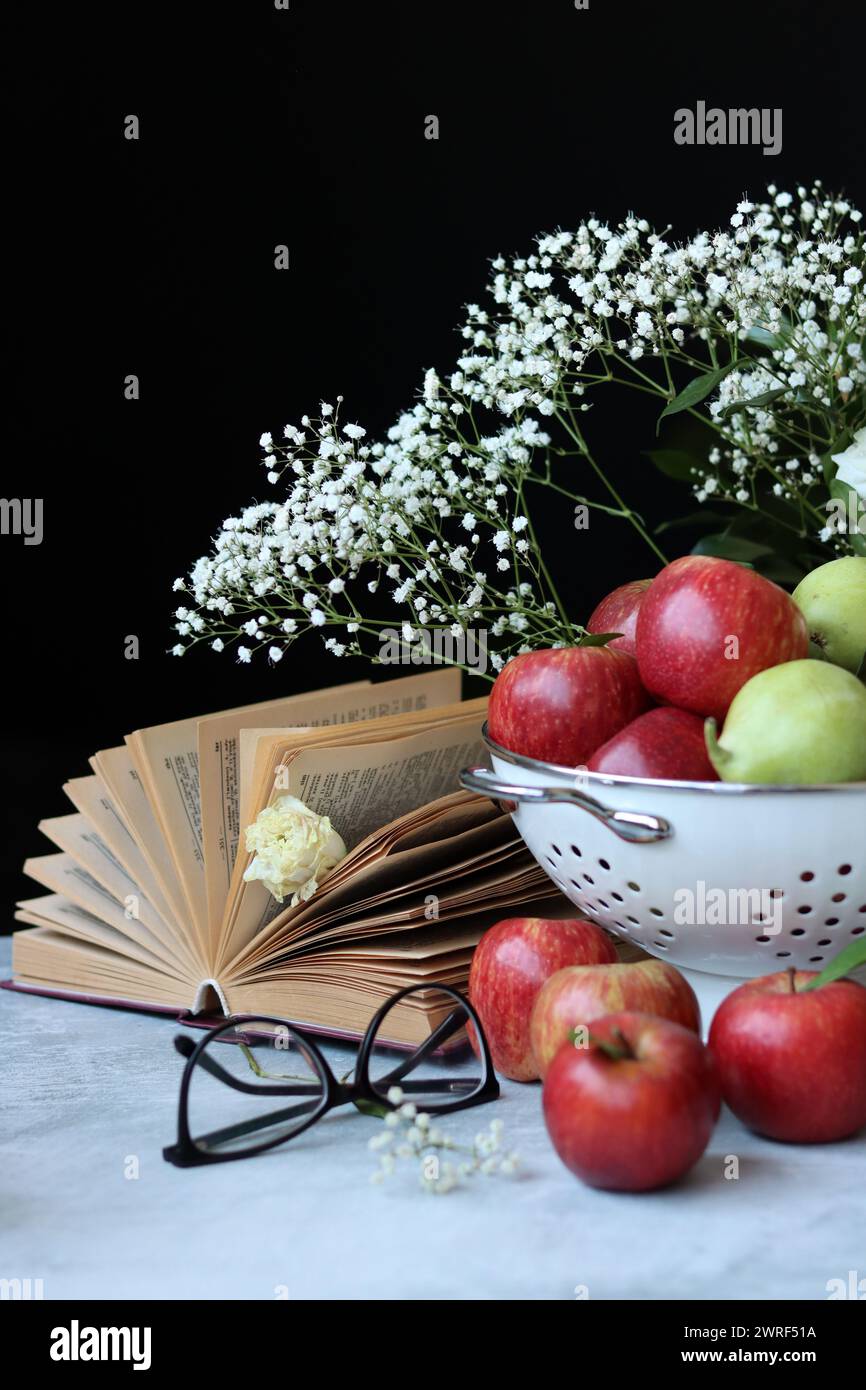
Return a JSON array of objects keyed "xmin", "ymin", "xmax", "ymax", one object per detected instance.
[
  {"xmin": 173, "ymin": 184, "xmax": 866, "ymax": 668},
  {"xmin": 173, "ymin": 395, "xmax": 584, "ymax": 673},
  {"xmin": 450, "ymin": 183, "xmax": 865, "ymax": 556},
  {"xmin": 368, "ymin": 1089, "xmax": 519, "ymax": 1194}
]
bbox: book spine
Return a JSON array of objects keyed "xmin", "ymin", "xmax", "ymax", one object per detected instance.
[{"xmin": 192, "ymin": 977, "xmax": 231, "ymax": 1016}]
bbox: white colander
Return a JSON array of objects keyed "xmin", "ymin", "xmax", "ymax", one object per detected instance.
[{"xmin": 461, "ymin": 726, "xmax": 866, "ymax": 978}]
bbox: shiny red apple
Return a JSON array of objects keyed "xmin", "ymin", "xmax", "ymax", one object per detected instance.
[
  {"xmin": 586, "ymin": 578, "xmax": 652, "ymax": 656},
  {"xmin": 542, "ymin": 1011, "xmax": 720, "ymax": 1191},
  {"xmin": 488, "ymin": 646, "xmax": 651, "ymax": 767},
  {"xmin": 635, "ymin": 555, "xmax": 808, "ymax": 723},
  {"xmin": 530, "ymin": 957, "xmax": 701, "ymax": 1078},
  {"xmin": 468, "ymin": 916, "xmax": 618, "ymax": 1081},
  {"xmin": 587, "ymin": 706, "xmax": 719, "ymax": 781},
  {"xmin": 708, "ymin": 969, "xmax": 866, "ymax": 1142}
]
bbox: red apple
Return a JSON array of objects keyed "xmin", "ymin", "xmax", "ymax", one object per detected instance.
[
  {"xmin": 635, "ymin": 555, "xmax": 809, "ymax": 723},
  {"xmin": 587, "ymin": 707, "xmax": 719, "ymax": 781},
  {"xmin": 708, "ymin": 969, "xmax": 866, "ymax": 1142},
  {"xmin": 586, "ymin": 578, "xmax": 652, "ymax": 656},
  {"xmin": 543, "ymin": 1011, "xmax": 720, "ymax": 1191},
  {"xmin": 530, "ymin": 957, "xmax": 701, "ymax": 1078},
  {"xmin": 468, "ymin": 917, "xmax": 618, "ymax": 1081},
  {"xmin": 488, "ymin": 646, "xmax": 651, "ymax": 767}
]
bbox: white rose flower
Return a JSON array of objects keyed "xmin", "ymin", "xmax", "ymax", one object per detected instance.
[
  {"xmin": 243, "ymin": 794, "xmax": 347, "ymax": 904},
  {"xmin": 832, "ymin": 426, "xmax": 866, "ymax": 500}
]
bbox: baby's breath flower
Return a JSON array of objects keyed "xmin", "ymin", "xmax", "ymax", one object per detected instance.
[
  {"xmin": 369, "ymin": 1105, "xmax": 518, "ymax": 1194},
  {"xmin": 173, "ymin": 184, "xmax": 865, "ymax": 665}
]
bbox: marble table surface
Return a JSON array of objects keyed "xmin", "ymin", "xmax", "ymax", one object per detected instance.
[{"xmin": 1, "ymin": 939, "xmax": 863, "ymax": 1302}]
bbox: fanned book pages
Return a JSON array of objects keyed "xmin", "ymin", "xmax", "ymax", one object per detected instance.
[{"xmin": 7, "ymin": 670, "xmax": 563, "ymax": 1045}]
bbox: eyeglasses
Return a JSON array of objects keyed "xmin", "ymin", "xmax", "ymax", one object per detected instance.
[{"xmin": 162, "ymin": 983, "xmax": 499, "ymax": 1167}]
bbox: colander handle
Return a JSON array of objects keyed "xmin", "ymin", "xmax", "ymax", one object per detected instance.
[{"xmin": 459, "ymin": 765, "xmax": 673, "ymax": 845}]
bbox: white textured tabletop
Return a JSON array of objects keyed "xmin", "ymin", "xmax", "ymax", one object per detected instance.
[{"xmin": 1, "ymin": 939, "xmax": 863, "ymax": 1302}]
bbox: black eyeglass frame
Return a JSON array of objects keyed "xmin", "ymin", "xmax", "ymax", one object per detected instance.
[{"xmin": 163, "ymin": 983, "xmax": 499, "ymax": 1167}]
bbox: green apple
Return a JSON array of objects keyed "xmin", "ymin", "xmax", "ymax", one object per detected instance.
[
  {"xmin": 705, "ymin": 659, "xmax": 866, "ymax": 784},
  {"xmin": 793, "ymin": 557, "xmax": 866, "ymax": 675}
]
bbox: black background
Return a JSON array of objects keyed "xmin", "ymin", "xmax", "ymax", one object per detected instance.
[{"xmin": 2, "ymin": 0, "xmax": 863, "ymax": 922}]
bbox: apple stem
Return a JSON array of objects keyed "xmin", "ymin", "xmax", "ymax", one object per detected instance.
[
  {"xmin": 587, "ymin": 1026, "xmax": 635, "ymax": 1061},
  {"xmin": 786, "ymin": 965, "xmax": 798, "ymax": 994}
]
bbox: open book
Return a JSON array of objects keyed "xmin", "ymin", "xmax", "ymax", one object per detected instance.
[{"xmin": 8, "ymin": 670, "xmax": 562, "ymax": 1044}]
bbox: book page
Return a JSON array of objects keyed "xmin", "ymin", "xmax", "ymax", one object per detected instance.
[
  {"xmin": 37, "ymin": 814, "xmax": 199, "ymax": 977},
  {"xmin": 11, "ymin": 923, "xmax": 196, "ymax": 1009},
  {"xmin": 63, "ymin": 775, "xmax": 182, "ymax": 937},
  {"xmin": 234, "ymin": 670, "xmax": 461, "ymax": 836},
  {"xmin": 217, "ymin": 698, "xmax": 486, "ymax": 965},
  {"xmin": 21, "ymin": 857, "xmax": 186, "ymax": 975},
  {"xmin": 90, "ymin": 746, "xmax": 195, "ymax": 959},
  {"xmin": 126, "ymin": 682, "xmax": 371, "ymax": 952},
  {"xmin": 198, "ymin": 669, "xmax": 459, "ymax": 947},
  {"xmin": 217, "ymin": 710, "xmax": 486, "ymax": 971},
  {"xmin": 227, "ymin": 792, "xmax": 499, "ymax": 972}
]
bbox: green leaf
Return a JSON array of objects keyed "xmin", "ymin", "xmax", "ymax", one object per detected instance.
[
  {"xmin": 743, "ymin": 325, "xmax": 784, "ymax": 349},
  {"xmin": 353, "ymin": 1098, "xmax": 390, "ymax": 1119},
  {"xmin": 828, "ymin": 477, "xmax": 866, "ymax": 557},
  {"xmin": 577, "ymin": 630, "xmax": 624, "ymax": 647},
  {"xmin": 657, "ymin": 359, "xmax": 741, "ymax": 426},
  {"xmin": 759, "ymin": 554, "xmax": 808, "ymax": 586},
  {"xmin": 800, "ymin": 937, "xmax": 866, "ymax": 992},
  {"xmin": 655, "ymin": 509, "xmax": 728, "ymax": 535},
  {"xmin": 716, "ymin": 387, "xmax": 787, "ymax": 420},
  {"xmin": 644, "ymin": 449, "xmax": 702, "ymax": 481},
  {"xmin": 822, "ymin": 429, "xmax": 852, "ymax": 487},
  {"xmin": 691, "ymin": 533, "xmax": 775, "ymax": 563}
]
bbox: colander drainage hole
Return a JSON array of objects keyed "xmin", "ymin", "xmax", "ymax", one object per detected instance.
[
  {"xmin": 546, "ymin": 856, "xmax": 558, "ymax": 869},
  {"xmin": 790, "ymin": 928, "xmax": 805, "ymax": 936},
  {"xmin": 797, "ymin": 905, "xmax": 812, "ymax": 915},
  {"xmin": 611, "ymin": 891, "xmax": 624, "ymax": 902},
  {"xmin": 775, "ymin": 951, "xmax": 791, "ymax": 958},
  {"xmin": 649, "ymin": 907, "xmax": 664, "ymax": 918},
  {"xmin": 598, "ymin": 858, "xmax": 610, "ymax": 871},
  {"xmin": 551, "ymin": 844, "xmax": 562, "ymax": 857},
  {"xmin": 627, "ymin": 915, "xmax": 640, "ymax": 926},
  {"xmin": 755, "ymin": 935, "xmax": 771, "ymax": 943},
  {"xmin": 824, "ymin": 919, "xmax": 839, "ymax": 927},
  {"xmin": 833, "ymin": 893, "xmax": 847, "ymax": 903},
  {"xmin": 658, "ymin": 929, "xmax": 674, "ymax": 938},
  {"xmin": 570, "ymin": 845, "xmax": 582, "ymax": 858},
  {"xmin": 627, "ymin": 881, "xmax": 641, "ymax": 892},
  {"xmin": 853, "ymin": 927, "xmax": 865, "ymax": 935},
  {"xmin": 818, "ymin": 937, "xmax": 833, "ymax": 944},
  {"xmin": 583, "ymin": 874, "xmax": 595, "ymax": 886},
  {"xmin": 652, "ymin": 940, "xmax": 669, "ymax": 950},
  {"xmin": 800, "ymin": 871, "xmax": 815, "ymax": 882},
  {"xmin": 809, "ymin": 956, "xmax": 824, "ymax": 963},
  {"xmin": 596, "ymin": 898, "xmax": 609, "ymax": 910},
  {"xmin": 839, "ymin": 864, "xmax": 853, "ymax": 875}
]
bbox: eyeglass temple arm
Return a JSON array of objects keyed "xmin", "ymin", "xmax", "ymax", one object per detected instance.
[
  {"xmin": 176, "ymin": 1038, "xmax": 323, "ymax": 1098},
  {"xmin": 193, "ymin": 1098, "xmax": 324, "ymax": 1153},
  {"xmin": 372, "ymin": 1008, "xmax": 469, "ymax": 1090},
  {"xmin": 186, "ymin": 1032, "xmax": 479, "ymax": 1097}
]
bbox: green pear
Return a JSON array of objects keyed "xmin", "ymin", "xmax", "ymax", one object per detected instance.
[
  {"xmin": 793, "ymin": 556, "xmax": 866, "ymax": 675},
  {"xmin": 705, "ymin": 659, "xmax": 866, "ymax": 784}
]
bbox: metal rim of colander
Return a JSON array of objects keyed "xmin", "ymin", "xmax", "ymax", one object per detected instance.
[{"xmin": 483, "ymin": 723, "xmax": 866, "ymax": 797}]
